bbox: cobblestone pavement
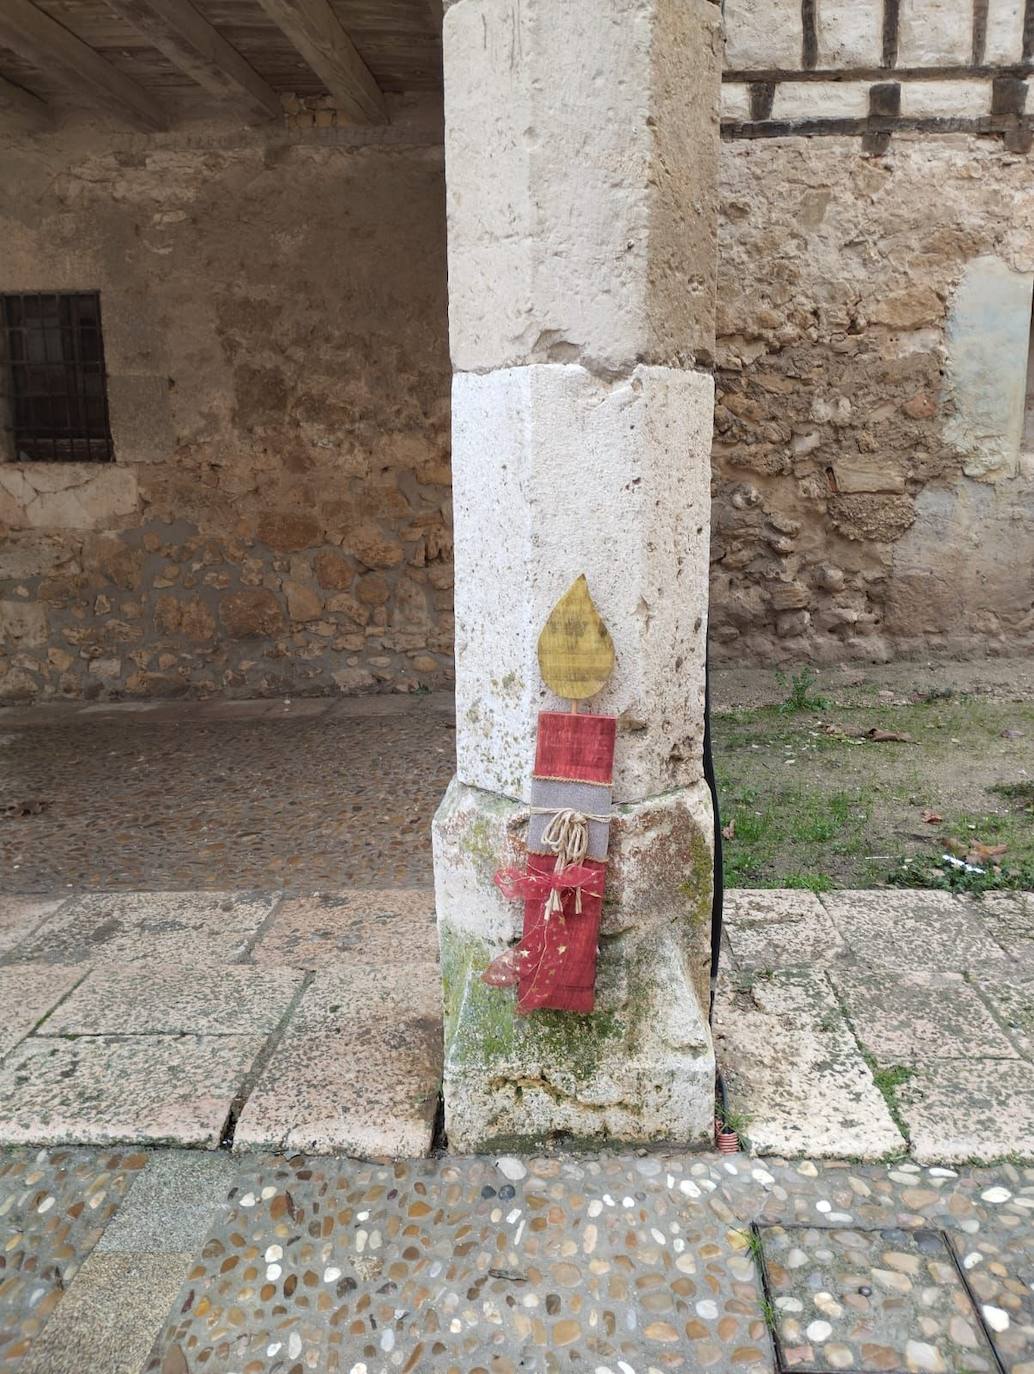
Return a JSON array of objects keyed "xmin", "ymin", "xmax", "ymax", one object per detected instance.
[
  {"xmin": 3, "ymin": 1146, "xmax": 1034, "ymax": 1374},
  {"xmin": 0, "ymin": 695, "xmax": 455, "ymax": 894}
]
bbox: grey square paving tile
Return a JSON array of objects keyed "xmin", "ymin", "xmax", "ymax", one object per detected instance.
[
  {"xmin": 831, "ymin": 969, "xmax": 1020, "ymax": 1064},
  {"xmin": 0, "ymin": 896, "xmax": 65, "ymax": 959},
  {"xmin": 973, "ymin": 972, "xmax": 1034, "ymax": 1059},
  {"xmin": 898, "ymin": 1058, "xmax": 1034, "ymax": 1164},
  {"xmin": 11, "ymin": 891, "xmax": 279, "ymax": 966},
  {"xmin": 97, "ymin": 1150, "xmax": 238, "ymax": 1254},
  {"xmin": 20, "ymin": 1249, "xmax": 194, "ymax": 1374},
  {"xmin": 724, "ymin": 890, "xmax": 848, "ymax": 970},
  {"xmin": 761, "ymin": 1223, "xmax": 997, "ymax": 1373},
  {"xmin": 39, "ymin": 965, "xmax": 306, "ymax": 1036},
  {"xmin": 715, "ymin": 970, "xmax": 904, "ymax": 1160},
  {"xmin": 819, "ymin": 890, "xmax": 1008, "ymax": 972},
  {"xmin": 251, "ymin": 888, "xmax": 439, "ymax": 968},
  {"xmin": 233, "ymin": 962, "xmax": 442, "ymax": 1157},
  {"xmin": 0, "ymin": 965, "xmax": 87, "ymax": 1059},
  {"xmin": 0, "ymin": 1034, "xmax": 266, "ymax": 1148}
]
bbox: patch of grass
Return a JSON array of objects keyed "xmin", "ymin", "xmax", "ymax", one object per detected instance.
[
  {"xmin": 869, "ymin": 1061, "xmax": 914, "ymax": 1135},
  {"xmin": 782, "ymin": 872, "xmax": 835, "ymax": 893},
  {"xmin": 717, "ymin": 775, "xmax": 872, "ymax": 890},
  {"xmin": 775, "ymin": 667, "xmax": 829, "ymax": 715},
  {"xmin": 887, "ymin": 853, "xmax": 1034, "ymax": 896},
  {"xmin": 760, "ymin": 1297, "xmax": 777, "ymax": 1332},
  {"xmin": 991, "ymin": 781, "xmax": 1034, "ymax": 812}
]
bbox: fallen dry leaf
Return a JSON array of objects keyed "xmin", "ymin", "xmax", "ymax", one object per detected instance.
[
  {"xmin": 967, "ymin": 841, "xmax": 1007, "ymax": 864},
  {"xmin": 866, "ymin": 728, "xmax": 914, "ymax": 743},
  {"xmin": 722, "ymin": 818, "xmax": 736, "ymax": 841},
  {"xmin": 921, "ymin": 809, "xmax": 943, "ymax": 824}
]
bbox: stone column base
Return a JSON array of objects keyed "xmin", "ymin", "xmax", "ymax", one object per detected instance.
[{"xmin": 433, "ymin": 777, "xmax": 716, "ymax": 1153}]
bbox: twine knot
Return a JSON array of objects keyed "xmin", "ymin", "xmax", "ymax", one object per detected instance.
[{"xmin": 529, "ymin": 806, "xmax": 610, "ymax": 917}]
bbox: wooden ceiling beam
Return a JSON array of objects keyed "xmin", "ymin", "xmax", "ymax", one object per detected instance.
[
  {"xmin": 0, "ymin": 0, "xmax": 166, "ymax": 130},
  {"xmin": 103, "ymin": 0, "xmax": 282, "ymax": 119},
  {"xmin": 0, "ymin": 73, "xmax": 51, "ymax": 131},
  {"xmin": 255, "ymin": 0, "xmax": 387, "ymax": 124}
]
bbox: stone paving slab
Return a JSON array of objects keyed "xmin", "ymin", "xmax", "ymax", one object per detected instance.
[
  {"xmin": 38, "ymin": 965, "xmax": 306, "ymax": 1037},
  {"xmin": 233, "ymin": 963, "xmax": 443, "ymax": 1157},
  {"xmin": 0, "ymin": 1035, "xmax": 266, "ymax": 1149},
  {"xmin": 715, "ymin": 970, "xmax": 905, "ymax": 1160},
  {"xmin": 978, "ymin": 893, "xmax": 1034, "ymax": 964},
  {"xmin": 724, "ymin": 890, "xmax": 849, "ymax": 970},
  {"xmin": 819, "ymin": 891, "xmax": 1010, "ymax": 972},
  {"xmin": 7, "ymin": 891, "xmax": 279, "ymax": 967},
  {"xmin": 20, "ymin": 1250, "xmax": 194, "ymax": 1374},
  {"xmin": 897, "ymin": 1058, "xmax": 1034, "ymax": 1165},
  {"xmin": 0, "ymin": 897, "xmax": 65, "ymax": 957},
  {"xmin": 973, "ymin": 972, "xmax": 1034, "ymax": 1059},
  {"xmin": 250, "ymin": 889, "xmax": 439, "ymax": 968},
  {"xmin": 95, "ymin": 1150, "xmax": 238, "ymax": 1255},
  {"xmin": 0, "ymin": 965, "xmax": 87, "ymax": 1059},
  {"xmin": 0, "ymin": 1146, "xmax": 146, "ymax": 1368},
  {"xmin": 831, "ymin": 969, "xmax": 1020, "ymax": 1064}
]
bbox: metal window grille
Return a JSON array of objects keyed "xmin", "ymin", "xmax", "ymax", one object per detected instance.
[{"xmin": 1, "ymin": 292, "xmax": 114, "ymax": 461}]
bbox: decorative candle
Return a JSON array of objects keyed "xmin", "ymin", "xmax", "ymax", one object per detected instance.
[{"xmin": 485, "ymin": 576, "xmax": 617, "ymax": 1014}]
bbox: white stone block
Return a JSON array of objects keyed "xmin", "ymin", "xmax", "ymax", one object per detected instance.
[
  {"xmin": 722, "ymin": 82, "xmax": 753, "ymax": 122},
  {"xmin": 0, "ymin": 464, "xmax": 138, "ymax": 531},
  {"xmin": 900, "ymin": 79, "xmax": 992, "ymax": 116},
  {"xmin": 450, "ymin": 363, "xmax": 713, "ymax": 804},
  {"xmin": 816, "ymin": 0, "xmax": 884, "ymax": 68},
  {"xmin": 772, "ymin": 81, "xmax": 870, "ymax": 121},
  {"xmin": 443, "ymin": 0, "xmax": 721, "ymax": 373},
  {"xmin": 433, "ymin": 777, "xmax": 715, "ymax": 1151},
  {"xmin": 985, "ymin": 0, "xmax": 1025, "ymax": 62},
  {"xmin": 898, "ymin": 0, "xmax": 973, "ymax": 66},
  {"xmin": 724, "ymin": 0, "xmax": 803, "ymax": 69}
]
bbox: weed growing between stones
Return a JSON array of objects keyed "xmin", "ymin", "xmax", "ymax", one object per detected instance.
[{"xmin": 775, "ymin": 667, "xmax": 830, "ymax": 715}]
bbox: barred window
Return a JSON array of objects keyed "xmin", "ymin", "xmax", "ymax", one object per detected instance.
[{"xmin": 1, "ymin": 292, "xmax": 114, "ymax": 461}]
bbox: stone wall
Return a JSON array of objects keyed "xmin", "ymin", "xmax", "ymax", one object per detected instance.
[
  {"xmin": 3, "ymin": 3, "xmax": 1034, "ymax": 699},
  {"xmin": 710, "ymin": 0, "xmax": 1034, "ymax": 663},
  {"xmin": 0, "ymin": 101, "xmax": 452, "ymax": 703}
]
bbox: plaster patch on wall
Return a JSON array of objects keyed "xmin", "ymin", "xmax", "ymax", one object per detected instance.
[{"xmin": 945, "ymin": 256, "xmax": 1034, "ymax": 481}]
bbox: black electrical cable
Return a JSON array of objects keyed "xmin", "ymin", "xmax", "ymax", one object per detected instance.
[{"xmin": 702, "ymin": 647, "xmax": 723, "ymax": 1023}]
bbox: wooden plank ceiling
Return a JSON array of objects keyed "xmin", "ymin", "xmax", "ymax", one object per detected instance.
[{"xmin": 0, "ymin": 0, "xmax": 442, "ymax": 131}]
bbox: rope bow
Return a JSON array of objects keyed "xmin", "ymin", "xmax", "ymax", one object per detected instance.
[{"xmin": 494, "ymin": 806, "xmax": 610, "ymax": 919}]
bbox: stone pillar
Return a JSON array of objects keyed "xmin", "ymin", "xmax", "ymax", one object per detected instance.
[{"xmin": 434, "ymin": 0, "xmax": 723, "ymax": 1152}]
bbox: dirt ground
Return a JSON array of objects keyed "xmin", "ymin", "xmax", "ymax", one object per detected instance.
[{"xmin": 710, "ymin": 657, "xmax": 1034, "ymax": 893}]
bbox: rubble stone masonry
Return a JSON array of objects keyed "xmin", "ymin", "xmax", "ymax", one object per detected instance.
[
  {"xmin": 2, "ymin": 0, "xmax": 1034, "ymax": 700},
  {"xmin": 0, "ymin": 101, "xmax": 452, "ymax": 703},
  {"xmin": 710, "ymin": 0, "xmax": 1034, "ymax": 663}
]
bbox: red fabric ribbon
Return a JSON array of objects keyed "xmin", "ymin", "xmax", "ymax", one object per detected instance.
[{"xmin": 494, "ymin": 863, "xmax": 605, "ymax": 909}]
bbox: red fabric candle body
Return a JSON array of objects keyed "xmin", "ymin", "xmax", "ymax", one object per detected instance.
[{"xmin": 516, "ymin": 712, "xmax": 616, "ymax": 1015}]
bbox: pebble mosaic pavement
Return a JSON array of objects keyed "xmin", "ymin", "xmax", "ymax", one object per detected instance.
[
  {"xmin": 3, "ymin": 1148, "xmax": 1034, "ymax": 1374},
  {"xmin": 0, "ymin": 696, "xmax": 455, "ymax": 894}
]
